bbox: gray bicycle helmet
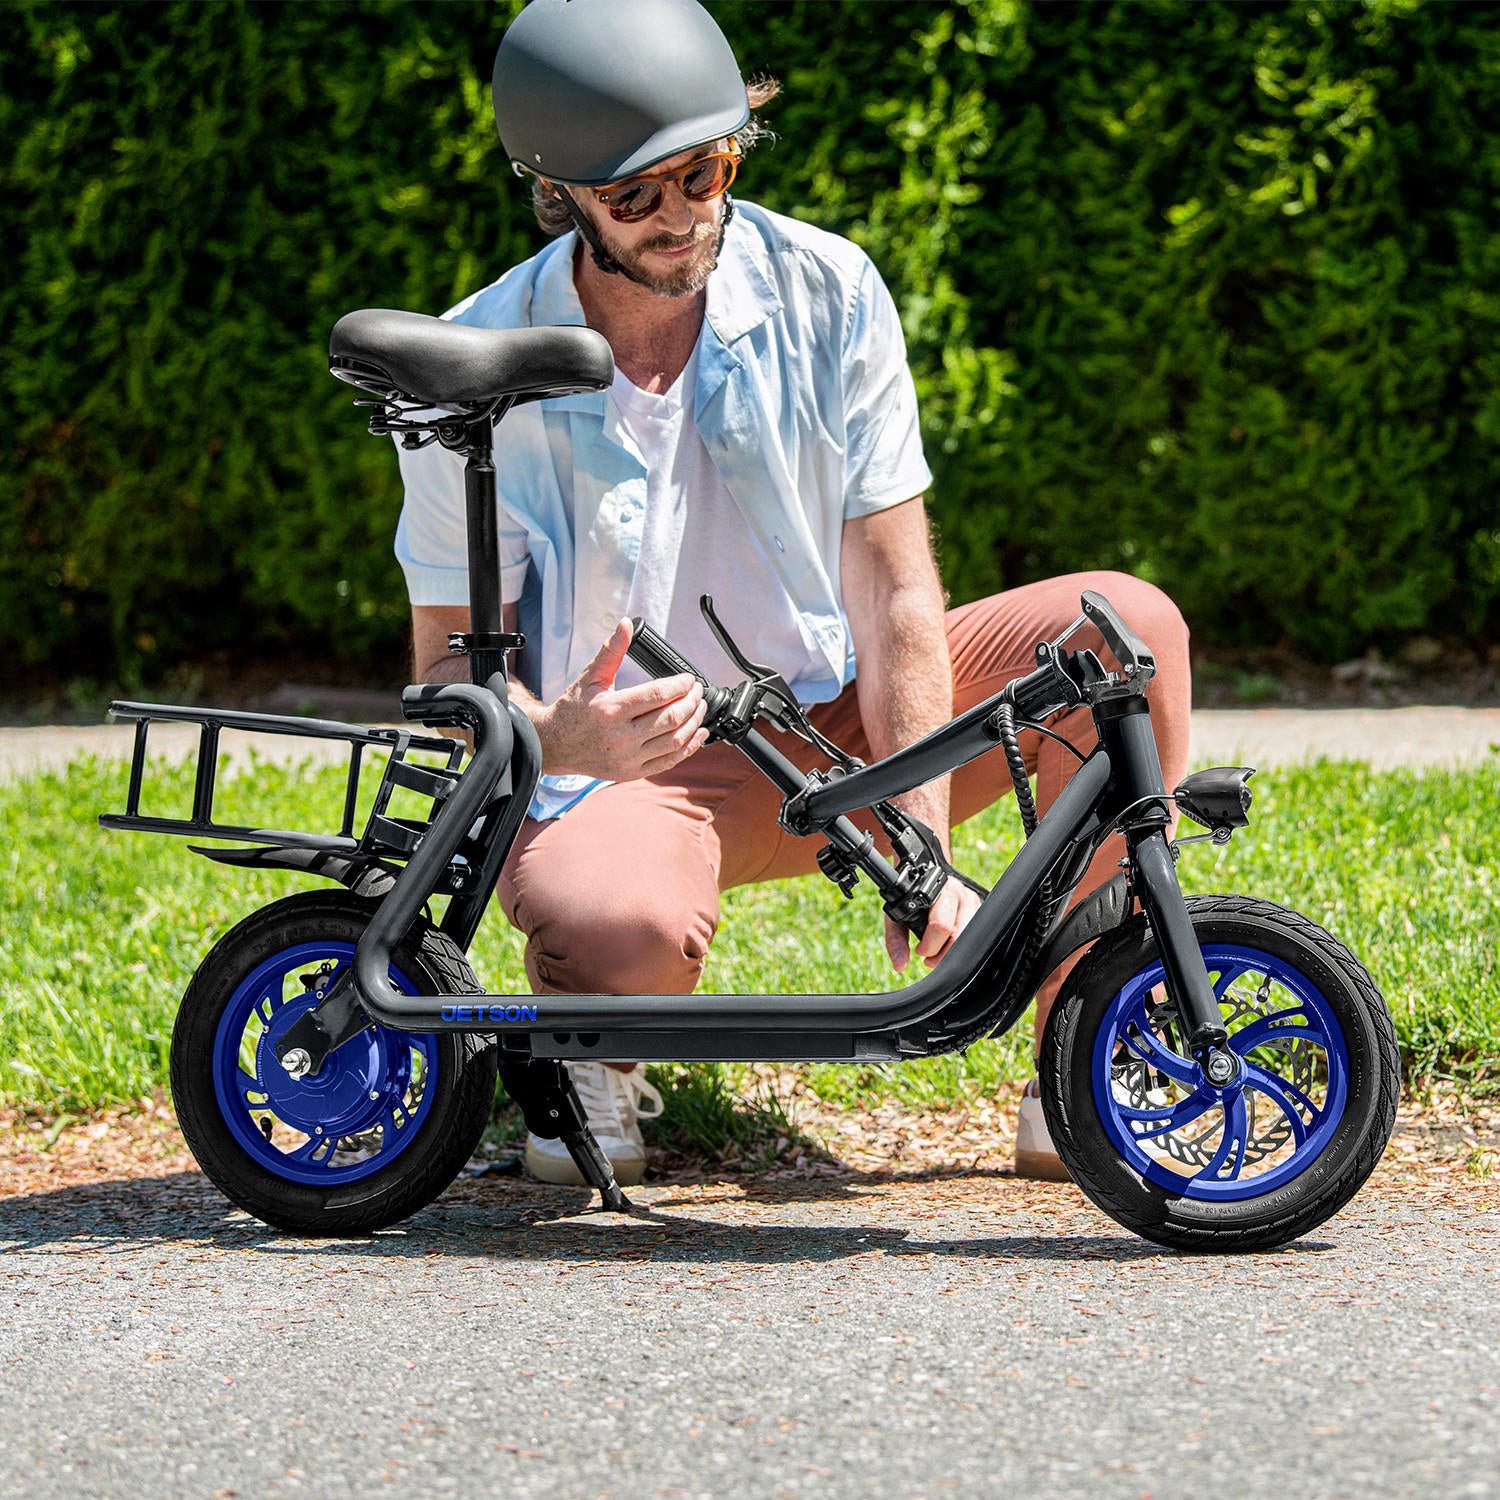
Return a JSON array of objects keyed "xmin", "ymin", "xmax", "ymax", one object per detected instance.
[{"xmin": 492, "ymin": 0, "xmax": 751, "ymax": 187}]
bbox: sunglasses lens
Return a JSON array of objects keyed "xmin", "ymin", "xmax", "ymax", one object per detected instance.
[
  {"xmin": 680, "ymin": 157, "xmax": 733, "ymax": 201},
  {"xmin": 608, "ymin": 181, "xmax": 664, "ymax": 223}
]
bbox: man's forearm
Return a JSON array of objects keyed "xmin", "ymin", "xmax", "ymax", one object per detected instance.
[{"xmin": 853, "ymin": 576, "xmax": 955, "ymax": 852}]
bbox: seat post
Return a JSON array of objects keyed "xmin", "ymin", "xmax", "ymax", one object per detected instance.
[{"xmin": 458, "ymin": 403, "xmax": 522, "ymax": 689}]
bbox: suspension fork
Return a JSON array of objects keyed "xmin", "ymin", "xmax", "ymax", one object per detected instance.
[{"xmin": 1096, "ymin": 697, "xmax": 1232, "ymax": 1072}]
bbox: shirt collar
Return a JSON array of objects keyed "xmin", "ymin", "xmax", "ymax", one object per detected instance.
[
  {"xmin": 705, "ymin": 208, "xmax": 783, "ymax": 344},
  {"xmin": 529, "ymin": 234, "xmax": 588, "ymax": 329}
]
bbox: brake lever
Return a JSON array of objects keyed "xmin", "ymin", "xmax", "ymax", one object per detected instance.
[{"xmin": 699, "ymin": 594, "xmax": 806, "ymax": 733}]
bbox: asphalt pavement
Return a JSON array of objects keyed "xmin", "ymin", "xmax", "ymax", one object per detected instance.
[{"xmin": 1, "ymin": 1171, "xmax": 1495, "ymax": 1500}]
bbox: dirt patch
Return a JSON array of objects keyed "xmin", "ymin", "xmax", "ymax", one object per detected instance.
[
  {"xmin": 3, "ymin": 1081, "xmax": 1494, "ymax": 1211},
  {"xmin": 1192, "ymin": 642, "xmax": 1500, "ymax": 710},
  {"xmin": 0, "ymin": 650, "xmax": 410, "ymax": 729}
]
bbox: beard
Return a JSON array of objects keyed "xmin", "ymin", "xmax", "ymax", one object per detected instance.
[{"xmin": 597, "ymin": 211, "xmax": 727, "ymax": 297}]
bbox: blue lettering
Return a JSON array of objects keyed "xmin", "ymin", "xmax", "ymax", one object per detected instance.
[{"xmin": 440, "ymin": 1003, "xmax": 538, "ymax": 1023}]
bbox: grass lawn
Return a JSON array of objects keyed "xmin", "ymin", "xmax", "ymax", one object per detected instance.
[{"xmin": 2, "ymin": 751, "xmax": 1497, "ymax": 1138}]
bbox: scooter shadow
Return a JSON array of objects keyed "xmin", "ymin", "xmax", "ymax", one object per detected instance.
[{"xmin": 0, "ymin": 1168, "xmax": 1336, "ymax": 1263}]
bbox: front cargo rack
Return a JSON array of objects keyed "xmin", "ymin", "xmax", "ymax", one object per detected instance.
[{"xmin": 98, "ymin": 700, "xmax": 467, "ymax": 863}]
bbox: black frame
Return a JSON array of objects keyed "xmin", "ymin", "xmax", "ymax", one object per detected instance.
[{"xmin": 335, "ymin": 671, "xmax": 1227, "ymax": 1064}]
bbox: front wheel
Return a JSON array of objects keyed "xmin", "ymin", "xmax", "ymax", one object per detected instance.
[
  {"xmin": 171, "ymin": 890, "xmax": 498, "ymax": 1235},
  {"xmin": 1040, "ymin": 894, "xmax": 1400, "ymax": 1252}
]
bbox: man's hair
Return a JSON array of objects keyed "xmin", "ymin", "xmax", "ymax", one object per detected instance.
[{"xmin": 529, "ymin": 75, "xmax": 781, "ymax": 238}]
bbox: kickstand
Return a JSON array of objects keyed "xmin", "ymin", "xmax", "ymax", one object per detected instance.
[{"xmin": 498, "ymin": 1057, "xmax": 636, "ymax": 1213}]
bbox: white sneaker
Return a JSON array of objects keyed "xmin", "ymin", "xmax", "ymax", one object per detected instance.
[
  {"xmin": 523, "ymin": 1061, "xmax": 665, "ymax": 1187},
  {"xmin": 1015, "ymin": 1078, "xmax": 1071, "ymax": 1182}
]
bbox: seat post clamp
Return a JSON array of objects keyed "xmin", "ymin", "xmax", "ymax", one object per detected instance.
[{"xmin": 448, "ymin": 632, "xmax": 526, "ymax": 656}]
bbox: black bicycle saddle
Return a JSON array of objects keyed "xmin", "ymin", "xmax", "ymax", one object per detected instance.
[{"xmin": 329, "ymin": 308, "xmax": 614, "ymax": 409}]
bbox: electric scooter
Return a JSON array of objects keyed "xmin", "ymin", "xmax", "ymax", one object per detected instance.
[{"xmin": 101, "ymin": 309, "xmax": 1401, "ymax": 1251}]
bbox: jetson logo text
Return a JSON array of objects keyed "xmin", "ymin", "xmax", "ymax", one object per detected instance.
[{"xmin": 440, "ymin": 1004, "xmax": 539, "ymax": 1022}]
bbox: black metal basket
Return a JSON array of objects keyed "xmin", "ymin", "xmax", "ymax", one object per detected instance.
[{"xmin": 99, "ymin": 701, "xmax": 467, "ymax": 866}]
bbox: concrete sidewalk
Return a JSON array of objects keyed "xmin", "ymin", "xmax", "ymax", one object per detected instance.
[
  {"xmin": 2, "ymin": 705, "xmax": 1498, "ymax": 782},
  {"xmin": 1189, "ymin": 704, "xmax": 1500, "ymax": 771}
]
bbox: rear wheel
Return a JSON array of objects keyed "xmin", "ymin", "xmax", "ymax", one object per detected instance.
[
  {"xmin": 171, "ymin": 890, "xmax": 497, "ymax": 1234},
  {"xmin": 1040, "ymin": 894, "xmax": 1400, "ymax": 1252}
]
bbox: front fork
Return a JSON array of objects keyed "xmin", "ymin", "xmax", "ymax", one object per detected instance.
[{"xmin": 1099, "ymin": 699, "xmax": 1233, "ymax": 1076}]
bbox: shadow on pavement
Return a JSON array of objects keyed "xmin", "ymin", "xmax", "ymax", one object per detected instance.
[{"xmin": 0, "ymin": 1169, "xmax": 1335, "ymax": 1263}]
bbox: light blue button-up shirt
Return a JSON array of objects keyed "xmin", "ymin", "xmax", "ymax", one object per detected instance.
[{"xmin": 395, "ymin": 201, "xmax": 932, "ymax": 818}]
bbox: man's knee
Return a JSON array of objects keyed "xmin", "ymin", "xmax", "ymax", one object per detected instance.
[{"xmin": 521, "ymin": 891, "xmax": 716, "ymax": 995}]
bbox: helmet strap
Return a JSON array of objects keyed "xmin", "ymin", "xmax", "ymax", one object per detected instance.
[{"xmin": 554, "ymin": 185, "xmax": 633, "ymax": 281}]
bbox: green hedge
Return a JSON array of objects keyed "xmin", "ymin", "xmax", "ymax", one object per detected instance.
[{"xmin": 3, "ymin": 0, "xmax": 1498, "ymax": 688}]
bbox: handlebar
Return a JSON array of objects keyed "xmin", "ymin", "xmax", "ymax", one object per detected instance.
[
  {"xmin": 628, "ymin": 587, "xmax": 1151, "ymax": 749},
  {"xmin": 622, "ymin": 595, "xmax": 1152, "ymax": 945},
  {"xmin": 1004, "ymin": 644, "xmax": 1086, "ymax": 722}
]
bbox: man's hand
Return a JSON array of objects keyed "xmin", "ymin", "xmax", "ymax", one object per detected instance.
[
  {"xmin": 884, "ymin": 875, "xmax": 983, "ymax": 974},
  {"xmin": 536, "ymin": 618, "xmax": 710, "ymax": 781}
]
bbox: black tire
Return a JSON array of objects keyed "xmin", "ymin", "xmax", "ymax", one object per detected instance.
[
  {"xmin": 1039, "ymin": 894, "xmax": 1400, "ymax": 1253},
  {"xmin": 170, "ymin": 890, "xmax": 498, "ymax": 1235}
]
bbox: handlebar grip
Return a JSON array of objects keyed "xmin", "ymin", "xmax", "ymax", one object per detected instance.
[
  {"xmin": 626, "ymin": 618, "xmax": 731, "ymax": 719},
  {"xmin": 626, "ymin": 618, "xmax": 705, "ymax": 684}
]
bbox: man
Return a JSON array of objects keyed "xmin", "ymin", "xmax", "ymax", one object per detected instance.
[{"xmin": 394, "ymin": 0, "xmax": 1191, "ymax": 1185}]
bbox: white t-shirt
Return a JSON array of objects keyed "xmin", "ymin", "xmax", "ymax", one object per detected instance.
[{"xmin": 610, "ymin": 338, "xmax": 809, "ymax": 691}]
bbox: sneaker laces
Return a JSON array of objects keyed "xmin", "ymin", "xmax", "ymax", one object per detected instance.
[{"xmin": 564, "ymin": 1062, "xmax": 664, "ymax": 1140}]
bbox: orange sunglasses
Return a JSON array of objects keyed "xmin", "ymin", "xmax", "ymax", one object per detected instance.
[{"xmin": 591, "ymin": 148, "xmax": 742, "ymax": 224}]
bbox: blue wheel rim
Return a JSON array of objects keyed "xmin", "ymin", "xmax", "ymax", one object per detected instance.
[
  {"xmin": 211, "ymin": 940, "xmax": 440, "ymax": 1187},
  {"xmin": 1092, "ymin": 943, "xmax": 1350, "ymax": 1201}
]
